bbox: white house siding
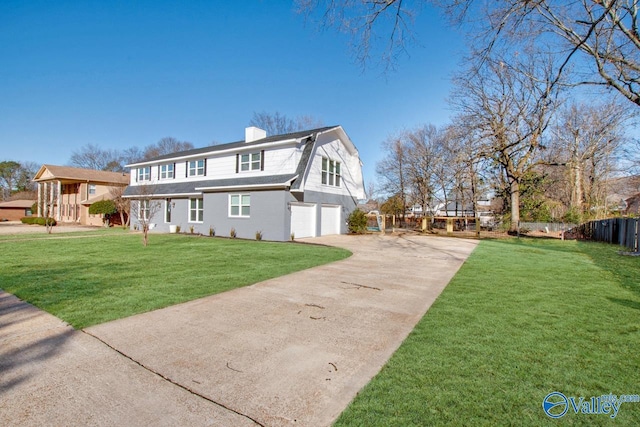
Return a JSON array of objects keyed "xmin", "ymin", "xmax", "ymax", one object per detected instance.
[
  {"xmin": 304, "ymin": 132, "xmax": 365, "ymax": 200},
  {"xmin": 129, "ymin": 145, "xmax": 302, "ymax": 188}
]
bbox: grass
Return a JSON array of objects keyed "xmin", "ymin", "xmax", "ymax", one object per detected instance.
[
  {"xmin": 334, "ymin": 238, "xmax": 640, "ymax": 426},
  {"xmin": 0, "ymin": 230, "xmax": 350, "ymax": 328}
]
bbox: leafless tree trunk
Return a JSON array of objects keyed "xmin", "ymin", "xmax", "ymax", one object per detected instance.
[
  {"xmin": 452, "ymin": 50, "xmax": 564, "ymax": 231},
  {"xmin": 109, "ymin": 185, "xmax": 131, "ymax": 228},
  {"xmin": 129, "ymin": 184, "xmax": 162, "ymax": 246},
  {"xmin": 376, "ymin": 136, "xmax": 409, "ymax": 223}
]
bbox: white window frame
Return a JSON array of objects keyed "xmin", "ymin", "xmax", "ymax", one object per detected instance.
[
  {"xmin": 229, "ymin": 194, "xmax": 250, "ymax": 218},
  {"xmin": 137, "ymin": 167, "xmax": 151, "ymax": 182},
  {"xmin": 321, "ymin": 157, "xmax": 341, "ymax": 187},
  {"xmin": 140, "ymin": 199, "xmax": 150, "ymax": 221},
  {"xmin": 189, "ymin": 198, "xmax": 204, "ymax": 223},
  {"xmin": 240, "ymin": 152, "xmax": 261, "ymax": 171},
  {"xmin": 88, "ymin": 184, "xmax": 96, "ymax": 195},
  {"xmin": 188, "ymin": 159, "xmax": 205, "ymax": 177},
  {"xmin": 160, "ymin": 164, "xmax": 174, "ymax": 180}
]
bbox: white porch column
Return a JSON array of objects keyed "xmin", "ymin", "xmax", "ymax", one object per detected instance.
[
  {"xmin": 56, "ymin": 180, "xmax": 62, "ymax": 221},
  {"xmin": 48, "ymin": 182, "xmax": 54, "ymax": 218},
  {"xmin": 37, "ymin": 182, "xmax": 42, "ymax": 217}
]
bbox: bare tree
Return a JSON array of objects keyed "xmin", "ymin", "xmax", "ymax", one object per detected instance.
[
  {"xmin": 69, "ymin": 144, "xmax": 124, "ymax": 171},
  {"xmin": 440, "ymin": 0, "xmax": 640, "ymax": 108},
  {"xmin": 405, "ymin": 125, "xmax": 442, "ymax": 216},
  {"xmin": 297, "ymin": 0, "xmax": 420, "ymax": 71},
  {"xmin": 143, "ymin": 137, "xmax": 194, "ymax": 160},
  {"xmin": 376, "ymin": 134, "xmax": 409, "ymax": 222},
  {"xmin": 109, "ymin": 185, "xmax": 131, "ymax": 229},
  {"xmin": 452, "ymin": 50, "xmax": 564, "ymax": 231},
  {"xmin": 129, "ymin": 184, "xmax": 162, "ymax": 246},
  {"xmin": 548, "ymin": 100, "xmax": 635, "ymax": 218},
  {"xmin": 249, "ymin": 111, "xmax": 324, "ymax": 135}
]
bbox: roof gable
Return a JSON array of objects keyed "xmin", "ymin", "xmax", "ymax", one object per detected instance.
[{"xmin": 33, "ymin": 165, "xmax": 129, "ymax": 184}]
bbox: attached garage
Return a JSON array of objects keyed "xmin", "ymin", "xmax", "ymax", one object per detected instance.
[
  {"xmin": 290, "ymin": 203, "xmax": 317, "ymax": 238},
  {"xmin": 321, "ymin": 205, "xmax": 341, "ymax": 236}
]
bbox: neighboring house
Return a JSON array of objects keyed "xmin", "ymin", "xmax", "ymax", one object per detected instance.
[
  {"xmin": 125, "ymin": 126, "xmax": 365, "ymax": 241},
  {"xmin": 33, "ymin": 165, "xmax": 129, "ymax": 226},
  {"xmin": 0, "ymin": 200, "xmax": 36, "ymax": 221}
]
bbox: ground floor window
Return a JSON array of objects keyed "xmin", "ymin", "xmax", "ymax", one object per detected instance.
[
  {"xmin": 189, "ymin": 198, "xmax": 203, "ymax": 222},
  {"xmin": 229, "ymin": 194, "xmax": 250, "ymax": 217}
]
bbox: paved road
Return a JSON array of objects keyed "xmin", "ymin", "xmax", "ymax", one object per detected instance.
[{"xmin": 1, "ymin": 234, "xmax": 477, "ymax": 426}]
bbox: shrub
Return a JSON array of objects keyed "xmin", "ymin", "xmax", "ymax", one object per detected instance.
[
  {"xmin": 89, "ymin": 200, "xmax": 117, "ymax": 227},
  {"xmin": 209, "ymin": 226, "xmax": 215, "ymax": 237},
  {"xmin": 290, "ymin": 232, "xmax": 295, "ymax": 241},
  {"xmin": 175, "ymin": 225, "xmax": 181, "ymax": 233},
  {"xmin": 255, "ymin": 230, "xmax": 263, "ymax": 241},
  {"xmin": 21, "ymin": 217, "xmax": 57, "ymax": 226},
  {"xmin": 563, "ymin": 208, "xmax": 582, "ymax": 225},
  {"xmin": 230, "ymin": 228, "xmax": 237, "ymax": 239},
  {"xmin": 88, "ymin": 200, "xmax": 117, "ymax": 215},
  {"xmin": 189, "ymin": 225, "xmax": 194, "ymax": 234},
  {"xmin": 347, "ymin": 208, "xmax": 368, "ymax": 234}
]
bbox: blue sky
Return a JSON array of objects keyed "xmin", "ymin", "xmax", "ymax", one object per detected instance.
[{"xmin": 0, "ymin": 1, "xmax": 465, "ymax": 185}]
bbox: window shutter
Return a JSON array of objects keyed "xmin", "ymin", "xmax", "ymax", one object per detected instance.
[
  {"xmin": 173, "ymin": 163, "xmax": 176, "ymax": 179},
  {"xmin": 186, "ymin": 161, "xmax": 188, "ymax": 177},
  {"xmin": 157, "ymin": 165, "xmax": 160, "ymax": 178},
  {"xmin": 135, "ymin": 168, "xmax": 138, "ymax": 182},
  {"xmin": 261, "ymin": 150, "xmax": 265, "ymax": 171},
  {"xmin": 204, "ymin": 159, "xmax": 207, "ymax": 176},
  {"xmin": 236, "ymin": 154, "xmax": 239, "ymax": 173}
]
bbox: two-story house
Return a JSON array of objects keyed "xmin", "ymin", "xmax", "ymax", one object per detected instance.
[
  {"xmin": 33, "ymin": 165, "xmax": 130, "ymax": 226},
  {"xmin": 124, "ymin": 125, "xmax": 366, "ymax": 241}
]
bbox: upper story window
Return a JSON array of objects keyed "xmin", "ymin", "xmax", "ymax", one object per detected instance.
[
  {"xmin": 241, "ymin": 152, "xmax": 261, "ymax": 171},
  {"xmin": 159, "ymin": 163, "xmax": 174, "ymax": 180},
  {"xmin": 137, "ymin": 166, "xmax": 151, "ymax": 182},
  {"xmin": 188, "ymin": 159, "xmax": 205, "ymax": 177},
  {"xmin": 88, "ymin": 184, "xmax": 96, "ymax": 195},
  {"xmin": 322, "ymin": 157, "xmax": 341, "ymax": 187}
]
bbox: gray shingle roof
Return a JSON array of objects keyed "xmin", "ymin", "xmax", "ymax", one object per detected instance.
[
  {"xmin": 133, "ymin": 126, "xmax": 337, "ymax": 165},
  {"xmin": 124, "ymin": 174, "xmax": 299, "ymax": 197}
]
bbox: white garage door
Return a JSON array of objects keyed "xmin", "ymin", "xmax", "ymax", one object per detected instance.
[
  {"xmin": 321, "ymin": 205, "xmax": 341, "ymax": 236},
  {"xmin": 290, "ymin": 203, "xmax": 316, "ymax": 238}
]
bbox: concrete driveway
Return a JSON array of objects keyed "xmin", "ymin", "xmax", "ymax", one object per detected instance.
[{"xmin": 1, "ymin": 234, "xmax": 477, "ymax": 426}]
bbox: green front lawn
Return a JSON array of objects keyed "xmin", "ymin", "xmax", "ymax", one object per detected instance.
[
  {"xmin": 0, "ymin": 230, "xmax": 350, "ymax": 328},
  {"xmin": 335, "ymin": 238, "xmax": 640, "ymax": 426}
]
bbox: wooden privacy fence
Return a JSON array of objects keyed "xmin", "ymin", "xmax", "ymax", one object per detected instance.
[{"xmin": 575, "ymin": 218, "xmax": 639, "ymax": 252}]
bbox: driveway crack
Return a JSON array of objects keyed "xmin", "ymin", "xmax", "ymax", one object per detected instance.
[{"xmin": 82, "ymin": 330, "xmax": 265, "ymax": 427}]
